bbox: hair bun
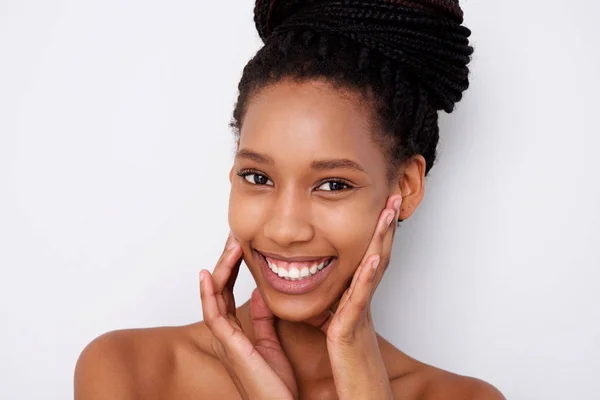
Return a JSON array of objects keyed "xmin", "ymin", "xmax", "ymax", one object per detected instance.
[{"xmin": 253, "ymin": 0, "xmax": 473, "ymax": 113}]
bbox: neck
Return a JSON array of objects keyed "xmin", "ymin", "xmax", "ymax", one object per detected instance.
[{"xmin": 236, "ymin": 295, "xmax": 340, "ymax": 381}]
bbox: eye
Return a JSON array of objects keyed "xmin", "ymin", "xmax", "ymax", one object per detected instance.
[
  {"xmin": 316, "ymin": 180, "xmax": 353, "ymax": 192},
  {"xmin": 236, "ymin": 169, "xmax": 354, "ymax": 192},
  {"xmin": 237, "ymin": 169, "xmax": 273, "ymax": 186}
]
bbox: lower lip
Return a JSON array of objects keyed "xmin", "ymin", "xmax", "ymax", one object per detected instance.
[{"xmin": 255, "ymin": 251, "xmax": 336, "ymax": 295}]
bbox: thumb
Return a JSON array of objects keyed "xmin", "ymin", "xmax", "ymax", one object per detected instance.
[
  {"xmin": 250, "ymin": 288, "xmax": 299, "ymax": 398},
  {"xmin": 250, "ymin": 289, "xmax": 284, "ymax": 353}
]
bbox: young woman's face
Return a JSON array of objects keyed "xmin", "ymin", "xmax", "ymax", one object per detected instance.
[{"xmin": 228, "ymin": 79, "xmax": 398, "ymax": 321}]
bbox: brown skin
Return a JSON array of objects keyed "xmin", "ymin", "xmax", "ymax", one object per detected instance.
[{"xmin": 74, "ymin": 79, "xmax": 505, "ymax": 400}]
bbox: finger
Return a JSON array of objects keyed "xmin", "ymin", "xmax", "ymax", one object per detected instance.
[
  {"xmin": 336, "ymin": 196, "xmax": 399, "ymax": 320},
  {"xmin": 351, "ymin": 205, "xmax": 394, "ymax": 295},
  {"xmin": 201, "ymin": 272, "xmax": 290, "ymax": 395},
  {"xmin": 336, "ymin": 261, "xmax": 367, "ymax": 314},
  {"xmin": 199, "ymin": 270, "xmax": 242, "ymax": 344},
  {"xmin": 211, "ymin": 234, "xmax": 243, "ymax": 314},
  {"xmin": 357, "ymin": 195, "xmax": 401, "ymax": 293},
  {"xmin": 338, "ymin": 254, "xmax": 380, "ymax": 325},
  {"xmin": 212, "ymin": 233, "xmax": 243, "ymax": 292},
  {"xmin": 250, "ymin": 290, "xmax": 293, "ymax": 372},
  {"xmin": 200, "ymin": 270, "xmax": 257, "ymax": 361},
  {"xmin": 316, "ymin": 255, "xmax": 380, "ymax": 343},
  {"xmin": 371, "ymin": 196, "xmax": 402, "ymax": 294},
  {"xmin": 364, "ymin": 204, "xmax": 394, "ymax": 262},
  {"xmin": 250, "ymin": 289, "xmax": 279, "ymax": 344},
  {"xmin": 250, "ymin": 290, "xmax": 300, "ymax": 398},
  {"xmin": 223, "ymin": 255, "xmax": 242, "ymax": 315}
]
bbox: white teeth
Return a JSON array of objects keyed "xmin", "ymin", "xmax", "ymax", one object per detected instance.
[
  {"xmin": 277, "ymin": 268, "xmax": 289, "ymax": 278},
  {"xmin": 265, "ymin": 256, "xmax": 333, "ymax": 280}
]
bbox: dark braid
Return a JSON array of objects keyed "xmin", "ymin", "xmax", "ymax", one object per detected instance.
[{"xmin": 234, "ymin": 0, "xmax": 473, "ymax": 180}]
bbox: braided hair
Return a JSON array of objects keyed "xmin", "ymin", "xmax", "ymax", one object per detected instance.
[{"xmin": 231, "ymin": 0, "xmax": 473, "ymax": 181}]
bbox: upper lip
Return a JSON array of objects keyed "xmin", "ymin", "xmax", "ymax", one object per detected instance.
[{"xmin": 256, "ymin": 250, "xmax": 334, "ymax": 263}]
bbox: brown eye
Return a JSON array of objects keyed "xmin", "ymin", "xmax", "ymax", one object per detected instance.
[
  {"xmin": 237, "ymin": 170, "xmax": 273, "ymax": 186},
  {"xmin": 316, "ymin": 180, "xmax": 352, "ymax": 192}
]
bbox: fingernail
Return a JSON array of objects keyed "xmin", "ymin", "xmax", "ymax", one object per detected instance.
[
  {"xmin": 393, "ymin": 198, "xmax": 402, "ymax": 212},
  {"xmin": 386, "ymin": 211, "xmax": 395, "ymax": 227},
  {"xmin": 227, "ymin": 234, "xmax": 237, "ymax": 250},
  {"xmin": 371, "ymin": 255, "xmax": 380, "ymax": 272},
  {"xmin": 199, "ymin": 270, "xmax": 205, "ymax": 282}
]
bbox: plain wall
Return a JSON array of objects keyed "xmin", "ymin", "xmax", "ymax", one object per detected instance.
[{"xmin": 1, "ymin": 0, "xmax": 598, "ymax": 398}]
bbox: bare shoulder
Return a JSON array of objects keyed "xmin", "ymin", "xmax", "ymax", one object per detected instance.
[
  {"xmin": 388, "ymin": 362, "xmax": 505, "ymax": 400},
  {"xmin": 74, "ymin": 322, "xmax": 238, "ymax": 400},
  {"xmin": 376, "ymin": 336, "xmax": 504, "ymax": 400},
  {"xmin": 412, "ymin": 368, "xmax": 505, "ymax": 400}
]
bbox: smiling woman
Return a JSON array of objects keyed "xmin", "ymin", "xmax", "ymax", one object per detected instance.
[{"xmin": 74, "ymin": 1, "xmax": 505, "ymax": 399}]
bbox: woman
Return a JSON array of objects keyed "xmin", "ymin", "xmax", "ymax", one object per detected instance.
[{"xmin": 75, "ymin": 1, "xmax": 504, "ymax": 399}]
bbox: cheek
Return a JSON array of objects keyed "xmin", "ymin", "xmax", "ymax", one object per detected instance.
[
  {"xmin": 314, "ymin": 199, "xmax": 380, "ymax": 272},
  {"xmin": 227, "ymin": 186, "xmax": 264, "ymax": 243}
]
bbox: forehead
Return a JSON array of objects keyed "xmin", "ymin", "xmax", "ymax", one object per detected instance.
[{"xmin": 239, "ymin": 79, "xmax": 387, "ymax": 173}]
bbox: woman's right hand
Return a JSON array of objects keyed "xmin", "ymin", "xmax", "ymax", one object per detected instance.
[{"xmin": 199, "ymin": 232, "xmax": 298, "ymax": 400}]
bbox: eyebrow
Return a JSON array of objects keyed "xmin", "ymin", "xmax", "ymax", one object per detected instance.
[{"xmin": 235, "ymin": 149, "xmax": 367, "ymax": 174}]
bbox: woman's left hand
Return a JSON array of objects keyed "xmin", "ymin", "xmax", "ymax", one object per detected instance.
[{"xmin": 306, "ymin": 194, "xmax": 403, "ymax": 400}]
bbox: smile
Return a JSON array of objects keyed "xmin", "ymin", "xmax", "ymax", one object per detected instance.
[
  {"xmin": 264, "ymin": 256, "xmax": 334, "ymax": 281},
  {"xmin": 254, "ymin": 250, "xmax": 337, "ymax": 295}
]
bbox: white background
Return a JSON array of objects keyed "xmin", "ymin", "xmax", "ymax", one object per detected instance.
[{"xmin": 1, "ymin": 1, "xmax": 599, "ymax": 399}]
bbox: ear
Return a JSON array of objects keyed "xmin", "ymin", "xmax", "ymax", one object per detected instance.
[{"xmin": 395, "ymin": 155, "xmax": 426, "ymax": 221}]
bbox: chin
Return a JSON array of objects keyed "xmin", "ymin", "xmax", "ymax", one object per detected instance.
[{"xmin": 261, "ymin": 290, "xmax": 336, "ymax": 322}]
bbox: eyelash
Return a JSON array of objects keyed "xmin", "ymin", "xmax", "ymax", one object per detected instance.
[{"xmin": 236, "ymin": 168, "xmax": 355, "ymax": 192}]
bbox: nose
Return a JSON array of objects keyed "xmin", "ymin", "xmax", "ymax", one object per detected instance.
[{"xmin": 262, "ymin": 188, "xmax": 315, "ymax": 247}]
